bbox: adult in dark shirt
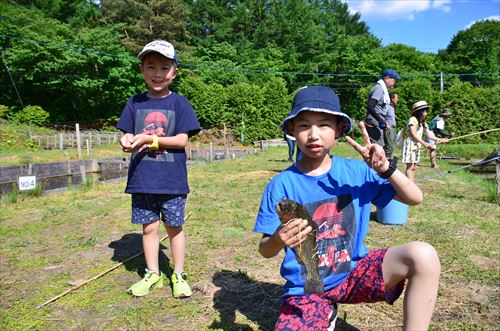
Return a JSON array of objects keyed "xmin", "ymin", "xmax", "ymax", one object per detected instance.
[{"xmin": 365, "ymin": 69, "xmax": 400, "ymax": 147}]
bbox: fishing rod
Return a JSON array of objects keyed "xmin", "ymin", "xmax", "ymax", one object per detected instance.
[
  {"xmin": 416, "ymin": 155, "xmax": 500, "ymax": 183},
  {"xmin": 445, "ymin": 128, "xmax": 500, "ymax": 142}
]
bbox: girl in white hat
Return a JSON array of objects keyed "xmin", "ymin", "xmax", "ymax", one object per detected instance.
[{"xmin": 401, "ymin": 101, "xmax": 447, "ymax": 181}]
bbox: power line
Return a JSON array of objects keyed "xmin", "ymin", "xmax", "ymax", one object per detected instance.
[
  {"xmin": 1, "ymin": 33, "xmax": 499, "ymax": 78},
  {"xmin": 1, "ymin": 49, "xmax": 24, "ymax": 107}
]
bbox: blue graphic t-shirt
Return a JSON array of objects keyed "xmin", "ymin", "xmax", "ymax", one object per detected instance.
[
  {"xmin": 116, "ymin": 92, "xmax": 200, "ymax": 194},
  {"xmin": 254, "ymin": 156, "xmax": 396, "ymax": 297}
]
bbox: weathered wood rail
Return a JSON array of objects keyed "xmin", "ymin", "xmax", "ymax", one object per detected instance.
[{"xmin": 29, "ymin": 131, "xmax": 119, "ymax": 150}]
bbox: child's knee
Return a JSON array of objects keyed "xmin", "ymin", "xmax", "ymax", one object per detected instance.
[
  {"xmin": 406, "ymin": 241, "xmax": 440, "ymax": 275},
  {"xmin": 142, "ymin": 221, "xmax": 160, "ymax": 235},
  {"xmin": 164, "ymin": 224, "xmax": 183, "ymax": 236}
]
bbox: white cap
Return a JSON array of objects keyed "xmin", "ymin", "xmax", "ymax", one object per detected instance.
[{"xmin": 138, "ymin": 40, "xmax": 178, "ymax": 65}]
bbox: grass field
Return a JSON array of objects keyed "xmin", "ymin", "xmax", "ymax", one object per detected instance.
[{"xmin": 0, "ymin": 144, "xmax": 498, "ymax": 330}]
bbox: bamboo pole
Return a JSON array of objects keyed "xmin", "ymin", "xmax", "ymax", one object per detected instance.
[
  {"xmin": 446, "ymin": 128, "xmax": 500, "ymax": 142},
  {"xmin": 35, "ymin": 212, "xmax": 192, "ymax": 309}
]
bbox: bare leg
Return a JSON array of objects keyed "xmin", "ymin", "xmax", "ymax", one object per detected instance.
[
  {"xmin": 383, "ymin": 241, "xmax": 441, "ymax": 330},
  {"xmin": 164, "ymin": 225, "xmax": 186, "ymax": 273},
  {"xmin": 430, "ymin": 148, "xmax": 437, "ymax": 167},
  {"xmin": 405, "ymin": 163, "xmax": 416, "ymax": 181},
  {"xmin": 142, "ymin": 221, "xmax": 161, "ymax": 274}
]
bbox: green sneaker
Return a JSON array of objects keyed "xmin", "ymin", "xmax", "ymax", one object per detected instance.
[
  {"xmin": 127, "ymin": 269, "xmax": 165, "ymax": 297},
  {"xmin": 171, "ymin": 272, "xmax": 192, "ymax": 298}
]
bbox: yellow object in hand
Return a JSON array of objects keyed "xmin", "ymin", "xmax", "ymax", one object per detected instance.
[{"xmin": 150, "ymin": 135, "xmax": 159, "ymax": 150}]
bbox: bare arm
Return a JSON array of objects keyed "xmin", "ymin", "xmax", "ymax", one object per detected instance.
[
  {"xmin": 259, "ymin": 219, "xmax": 312, "ymax": 258},
  {"xmin": 425, "ymin": 128, "xmax": 448, "ymax": 144},
  {"xmin": 409, "ymin": 125, "xmax": 432, "ymax": 149},
  {"xmin": 124, "ymin": 133, "xmax": 189, "ymax": 153},
  {"xmin": 119, "ymin": 133, "xmax": 134, "ymax": 152},
  {"xmin": 345, "ymin": 122, "xmax": 423, "ymax": 206}
]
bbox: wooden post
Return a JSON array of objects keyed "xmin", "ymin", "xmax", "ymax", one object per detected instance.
[
  {"xmin": 59, "ymin": 133, "xmax": 64, "ymax": 150},
  {"xmin": 76, "ymin": 123, "xmax": 82, "ymax": 159},
  {"xmin": 209, "ymin": 141, "xmax": 213, "ymax": 162},
  {"xmin": 223, "ymin": 123, "xmax": 227, "ymax": 147},
  {"xmin": 187, "ymin": 141, "xmax": 192, "ymax": 160},
  {"xmin": 496, "ymin": 160, "xmax": 500, "ymax": 198},
  {"xmin": 86, "ymin": 139, "xmax": 90, "ymax": 157},
  {"xmin": 80, "ymin": 164, "xmax": 87, "ymax": 183}
]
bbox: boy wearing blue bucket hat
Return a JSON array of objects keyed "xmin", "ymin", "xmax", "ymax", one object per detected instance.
[{"xmin": 254, "ymin": 86, "xmax": 440, "ymax": 330}]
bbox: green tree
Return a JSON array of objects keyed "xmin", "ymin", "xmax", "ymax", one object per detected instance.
[
  {"xmin": 1, "ymin": 2, "xmax": 141, "ymax": 122},
  {"xmin": 101, "ymin": 0, "xmax": 190, "ymax": 54},
  {"xmin": 438, "ymin": 20, "xmax": 500, "ymax": 85}
]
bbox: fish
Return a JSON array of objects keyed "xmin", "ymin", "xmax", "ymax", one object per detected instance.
[{"xmin": 275, "ymin": 199, "xmax": 324, "ymax": 295}]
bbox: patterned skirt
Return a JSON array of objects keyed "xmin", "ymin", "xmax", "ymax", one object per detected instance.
[{"xmin": 401, "ymin": 137, "xmax": 420, "ymax": 163}]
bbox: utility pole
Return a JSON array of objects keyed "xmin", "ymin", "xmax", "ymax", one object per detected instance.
[{"xmin": 440, "ymin": 72, "xmax": 444, "ymax": 94}]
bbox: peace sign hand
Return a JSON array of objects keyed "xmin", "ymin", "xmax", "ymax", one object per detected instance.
[{"xmin": 344, "ymin": 121, "xmax": 389, "ymax": 174}]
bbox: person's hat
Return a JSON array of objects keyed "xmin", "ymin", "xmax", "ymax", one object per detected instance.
[
  {"xmin": 441, "ymin": 108, "xmax": 452, "ymax": 116},
  {"xmin": 138, "ymin": 40, "xmax": 178, "ymax": 65},
  {"xmin": 411, "ymin": 100, "xmax": 431, "ymax": 113},
  {"xmin": 280, "ymin": 86, "xmax": 352, "ymax": 135},
  {"xmin": 382, "ymin": 68, "xmax": 400, "ymax": 80}
]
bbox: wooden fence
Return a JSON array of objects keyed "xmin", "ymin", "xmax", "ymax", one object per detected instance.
[{"xmin": 29, "ymin": 131, "xmax": 119, "ymax": 150}]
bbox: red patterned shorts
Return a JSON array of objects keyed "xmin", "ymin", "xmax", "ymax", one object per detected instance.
[{"xmin": 275, "ymin": 249, "xmax": 405, "ymax": 330}]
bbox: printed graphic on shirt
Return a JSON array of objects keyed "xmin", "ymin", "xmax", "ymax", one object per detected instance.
[
  {"xmin": 305, "ymin": 194, "xmax": 355, "ymax": 278},
  {"xmin": 134, "ymin": 108, "xmax": 176, "ymax": 162}
]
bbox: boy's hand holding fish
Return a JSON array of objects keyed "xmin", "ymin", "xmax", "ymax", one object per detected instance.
[
  {"xmin": 259, "ymin": 218, "xmax": 313, "ymax": 258},
  {"xmin": 275, "ymin": 218, "xmax": 313, "ymax": 249}
]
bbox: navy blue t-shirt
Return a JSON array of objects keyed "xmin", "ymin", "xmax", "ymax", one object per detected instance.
[{"xmin": 116, "ymin": 92, "xmax": 200, "ymax": 194}]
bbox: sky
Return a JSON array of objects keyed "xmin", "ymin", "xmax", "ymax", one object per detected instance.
[{"xmin": 343, "ymin": 0, "xmax": 500, "ymax": 53}]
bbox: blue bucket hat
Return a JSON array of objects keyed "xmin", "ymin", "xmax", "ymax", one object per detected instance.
[
  {"xmin": 280, "ymin": 86, "xmax": 352, "ymax": 135},
  {"xmin": 382, "ymin": 68, "xmax": 400, "ymax": 80}
]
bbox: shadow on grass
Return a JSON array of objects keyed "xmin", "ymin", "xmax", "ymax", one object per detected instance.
[
  {"xmin": 208, "ymin": 269, "xmax": 360, "ymax": 331},
  {"xmin": 108, "ymin": 233, "xmax": 172, "ymax": 277},
  {"xmin": 209, "ymin": 269, "xmax": 281, "ymax": 330}
]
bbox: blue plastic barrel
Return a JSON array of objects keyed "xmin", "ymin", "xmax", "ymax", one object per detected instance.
[{"xmin": 375, "ymin": 199, "xmax": 409, "ymax": 225}]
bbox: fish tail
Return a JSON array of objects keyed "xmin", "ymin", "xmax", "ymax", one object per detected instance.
[{"xmin": 304, "ymin": 278, "xmax": 324, "ymax": 295}]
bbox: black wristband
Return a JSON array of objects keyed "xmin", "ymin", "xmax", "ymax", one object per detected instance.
[{"xmin": 379, "ymin": 156, "xmax": 398, "ymax": 179}]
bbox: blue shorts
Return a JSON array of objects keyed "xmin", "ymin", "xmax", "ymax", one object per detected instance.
[{"xmin": 131, "ymin": 194, "xmax": 187, "ymax": 227}]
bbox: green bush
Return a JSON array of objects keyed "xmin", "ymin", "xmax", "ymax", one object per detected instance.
[
  {"xmin": 14, "ymin": 105, "xmax": 50, "ymax": 126},
  {"xmin": 0, "ymin": 120, "xmax": 45, "ymax": 151},
  {"xmin": 0, "ymin": 105, "xmax": 11, "ymax": 119}
]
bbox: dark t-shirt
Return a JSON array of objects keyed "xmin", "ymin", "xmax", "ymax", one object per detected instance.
[{"xmin": 116, "ymin": 92, "xmax": 200, "ymax": 194}]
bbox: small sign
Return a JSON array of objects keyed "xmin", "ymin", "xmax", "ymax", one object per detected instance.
[{"xmin": 18, "ymin": 176, "xmax": 37, "ymax": 191}]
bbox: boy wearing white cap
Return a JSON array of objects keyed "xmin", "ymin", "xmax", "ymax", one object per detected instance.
[
  {"xmin": 116, "ymin": 40, "xmax": 200, "ymax": 298},
  {"xmin": 254, "ymin": 86, "xmax": 440, "ymax": 330}
]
